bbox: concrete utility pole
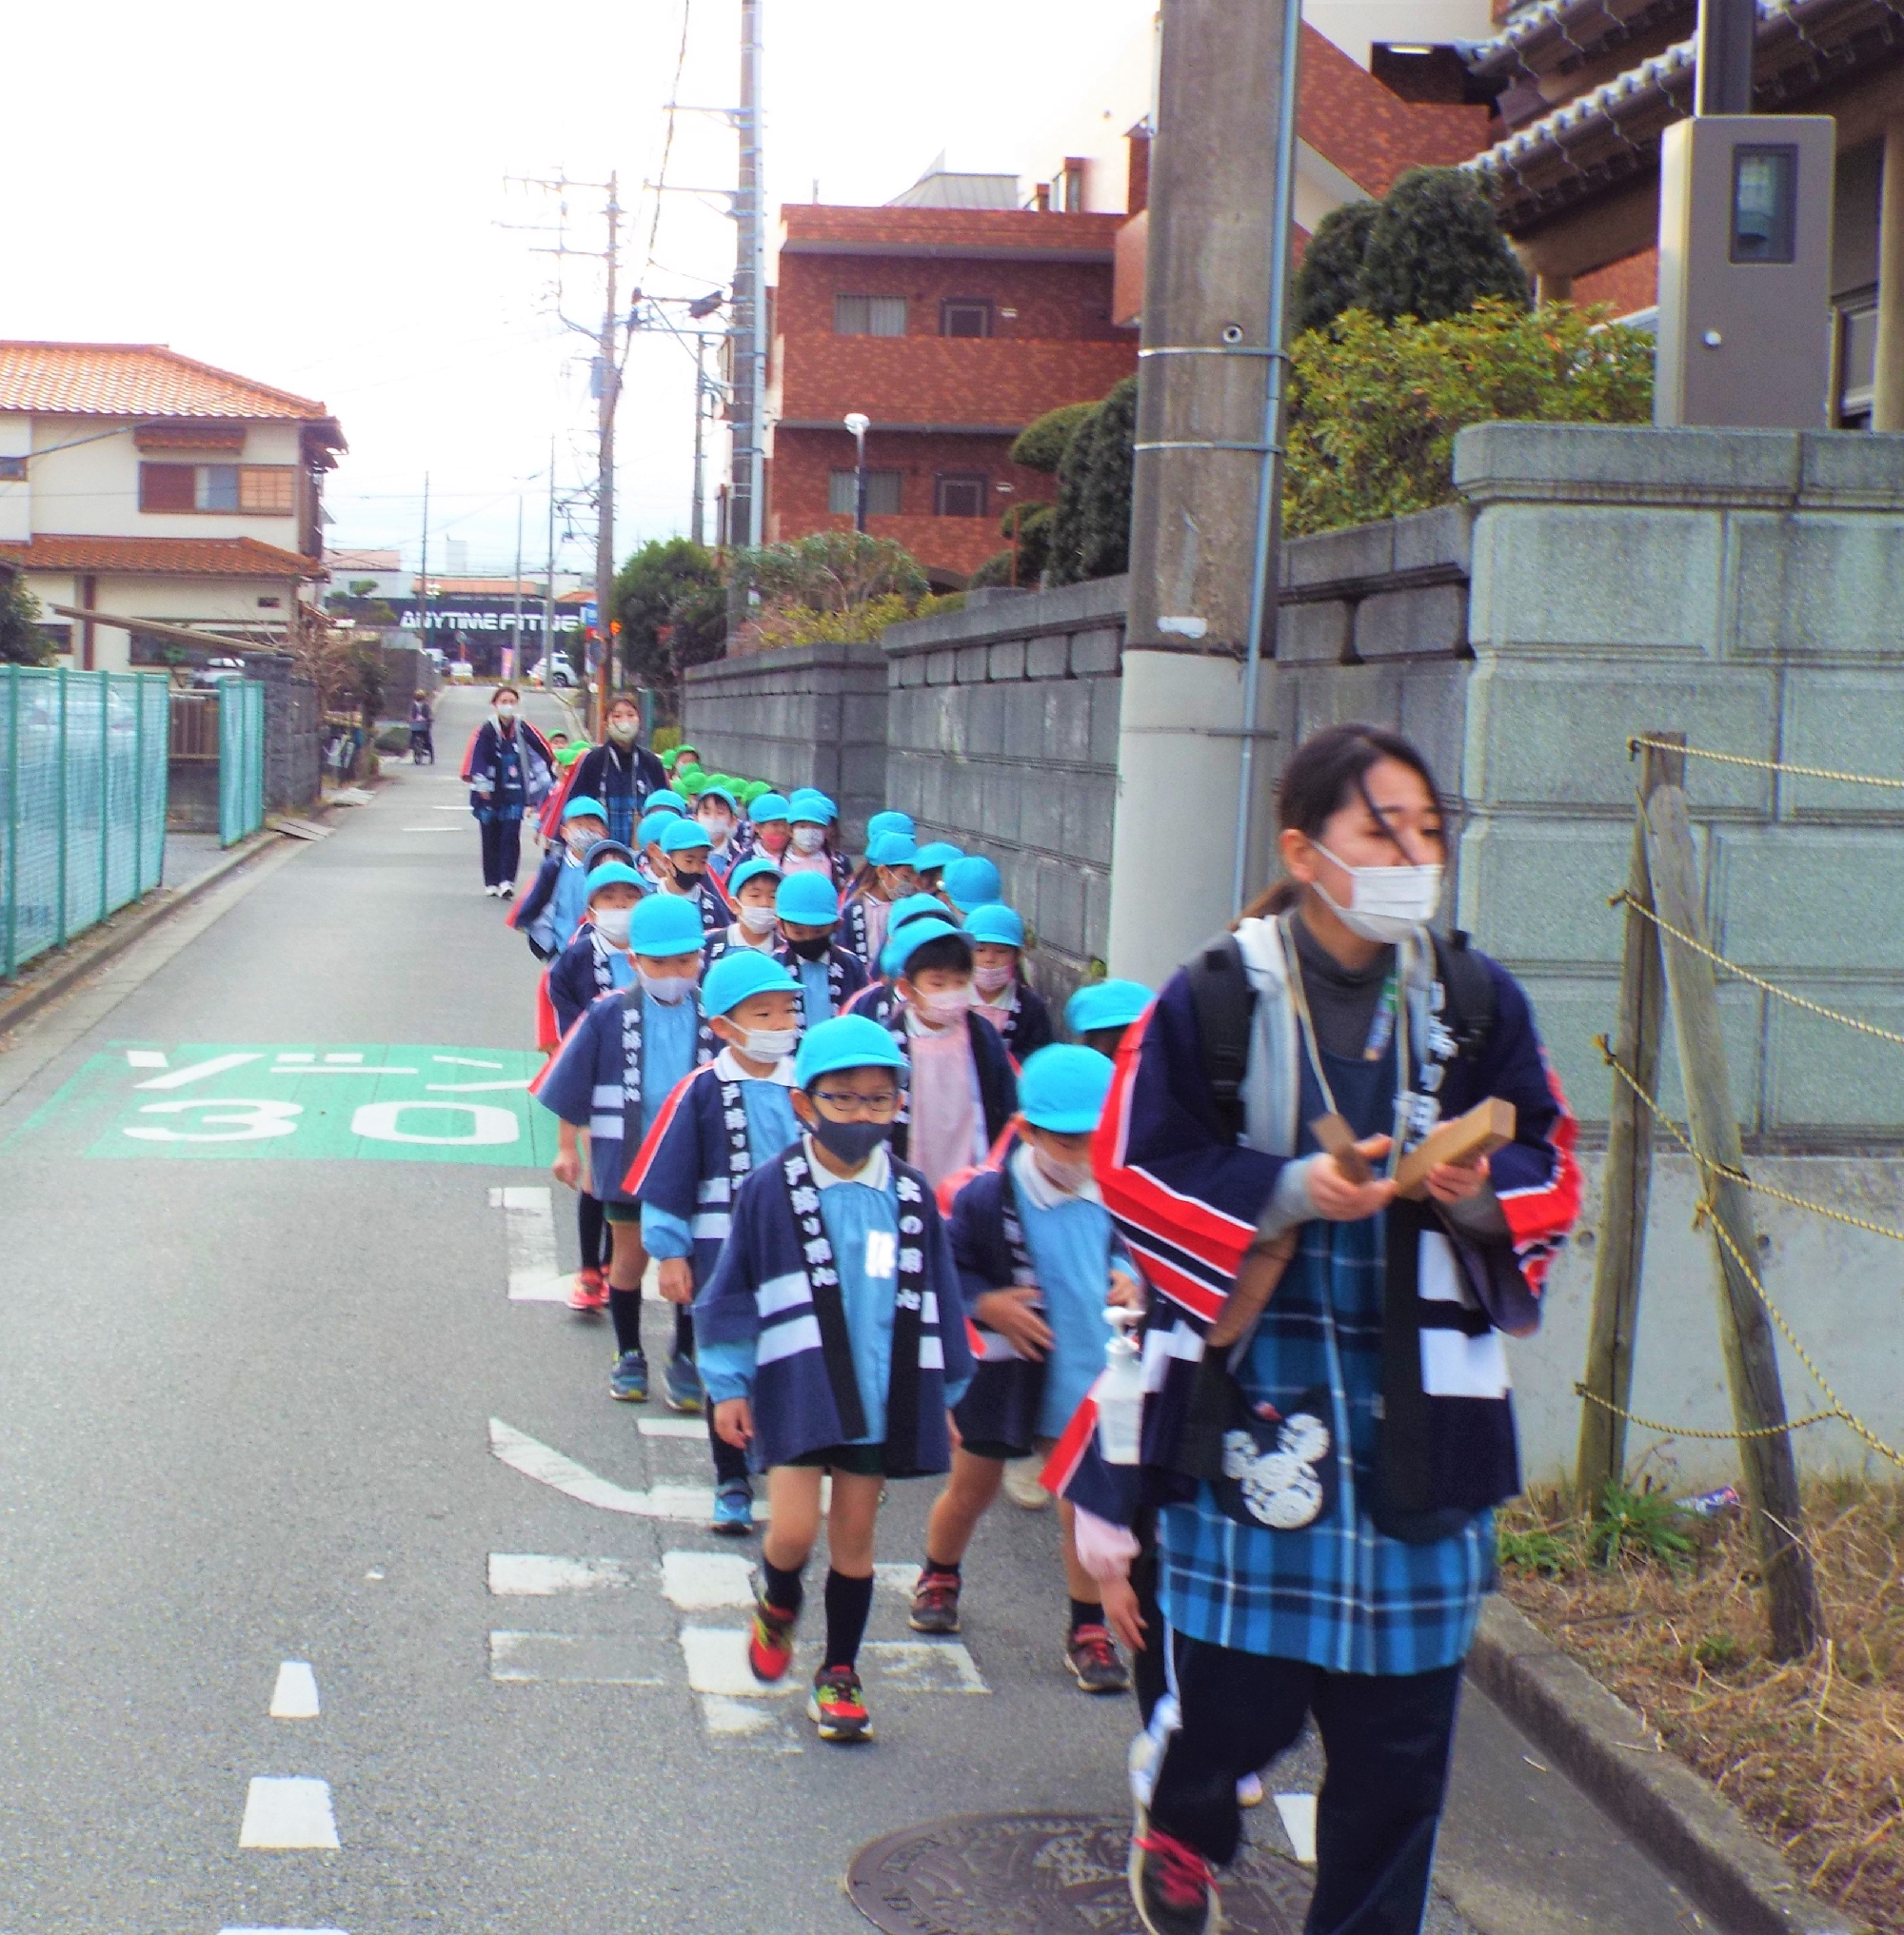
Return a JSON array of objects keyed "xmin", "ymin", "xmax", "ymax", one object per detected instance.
[
  {"xmin": 727, "ymin": 0, "xmax": 767, "ymax": 631},
  {"xmin": 691, "ymin": 333, "xmax": 710, "ymax": 546},
  {"xmin": 417, "ymin": 472, "xmax": 430, "ymax": 654},
  {"xmin": 1107, "ymin": 0, "xmax": 1303, "ymax": 985},
  {"xmin": 594, "ymin": 173, "xmax": 622, "ymax": 735},
  {"xmin": 510, "ymin": 494, "xmax": 525, "ymax": 681},
  {"xmin": 544, "ymin": 437, "xmax": 558, "ymax": 685}
]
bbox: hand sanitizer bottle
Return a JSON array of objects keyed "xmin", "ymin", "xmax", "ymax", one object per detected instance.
[{"xmin": 1096, "ymin": 1308, "xmax": 1145, "ymax": 1466}]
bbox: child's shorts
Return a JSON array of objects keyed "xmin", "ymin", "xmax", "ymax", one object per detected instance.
[
  {"xmin": 961, "ymin": 1432, "xmax": 1057, "ymax": 1465},
  {"xmin": 781, "ymin": 1443, "xmax": 886, "ymax": 1478},
  {"xmin": 603, "ymin": 1200, "xmax": 643, "ymax": 1226}
]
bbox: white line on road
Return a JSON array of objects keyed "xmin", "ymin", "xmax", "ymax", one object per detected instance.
[
  {"xmin": 486, "ymin": 1187, "xmax": 568, "ymax": 1301},
  {"xmin": 1274, "ymin": 1791, "xmax": 1318, "ymax": 1865},
  {"xmin": 401, "ymin": 825, "xmax": 465, "ymax": 833},
  {"xmin": 662, "ymin": 1550, "xmax": 755, "ymax": 1610},
  {"xmin": 219, "ymin": 1926, "xmax": 348, "ymax": 1933},
  {"xmin": 486, "ymin": 1417, "xmax": 735, "ymax": 1521},
  {"xmin": 136, "ymin": 1053, "xmax": 262, "ymax": 1090},
  {"xmin": 487, "ymin": 1553, "xmax": 635, "ymax": 1595},
  {"xmin": 679, "ymin": 1627, "xmax": 798, "ymax": 1699},
  {"xmin": 268, "ymin": 1661, "xmax": 320, "ymax": 1719},
  {"xmin": 123, "ymin": 1049, "xmax": 169, "ymax": 1069},
  {"xmin": 435, "ymin": 1056, "xmax": 505, "ymax": 1069},
  {"xmin": 238, "ymin": 1777, "xmax": 339, "ymax": 1849},
  {"xmin": 488, "ymin": 1630, "xmax": 670, "ymax": 1686},
  {"xmin": 636, "ymin": 1416, "xmax": 706, "ymax": 1439}
]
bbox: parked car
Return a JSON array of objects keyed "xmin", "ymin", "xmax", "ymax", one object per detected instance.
[
  {"xmin": 447, "ymin": 661, "xmax": 474, "ymax": 681},
  {"xmin": 191, "ymin": 658, "xmax": 248, "ymax": 688}
]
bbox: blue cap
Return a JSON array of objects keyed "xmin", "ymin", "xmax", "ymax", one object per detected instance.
[
  {"xmin": 562, "ymin": 794, "xmax": 608, "ymax": 823},
  {"xmin": 629, "ymin": 894, "xmax": 706, "ymax": 958},
  {"xmin": 776, "ymin": 873, "xmax": 840, "ymax": 924},
  {"xmin": 885, "ymin": 917, "xmax": 968, "ymax": 978},
  {"xmin": 793, "ymin": 1014, "xmax": 907, "ymax": 1086},
  {"xmin": 582, "ymin": 839, "xmax": 635, "ymax": 870},
  {"xmin": 645, "ymin": 790, "xmax": 688, "ymax": 817},
  {"xmin": 703, "ymin": 948, "xmax": 801, "ymax": 1017},
  {"xmin": 943, "ymin": 855, "xmax": 1002, "ymax": 912},
  {"xmin": 962, "ymin": 901, "xmax": 1024, "ymax": 948},
  {"xmin": 636, "ymin": 810, "xmax": 675, "ymax": 849},
  {"xmin": 726, "ymin": 854, "xmax": 783, "ymax": 899},
  {"xmin": 889, "ymin": 892, "xmax": 955, "ymax": 937},
  {"xmin": 913, "ymin": 840, "xmax": 964, "ymax": 873},
  {"xmin": 1066, "ymin": 978, "xmax": 1152, "ymax": 1036},
  {"xmin": 660, "ymin": 818, "xmax": 713, "ymax": 855},
  {"xmin": 787, "ymin": 787, "xmax": 837, "ymax": 824},
  {"xmin": 1018, "ymin": 1044, "xmax": 1114, "ymax": 1134},
  {"xmin": 584, "ymin": 861, "xmax": 647, "ymax": 900},
  {"xmin": 867, "ymin": 831, "xmax": 918, "ymax": 868},
  {"xmin": 866, "ymin": 810, "xmax": 915, "ymax": 842},
  {"xmin": 697, "ymin": 785, "xmax": 740, "ymax": 814},
  {"xmin": 749, "ymin": 791, "xmax": 789, "ymax": 825}
]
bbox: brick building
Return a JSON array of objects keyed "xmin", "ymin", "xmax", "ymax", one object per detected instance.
[{"xmin": 766, "ymin": 191, "xmax": 1140, "ymax": 585}]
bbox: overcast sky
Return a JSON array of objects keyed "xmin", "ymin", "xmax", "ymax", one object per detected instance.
[{"xmin": 2, "ymin": 0, "xmax": 1137, "ymax": 579}]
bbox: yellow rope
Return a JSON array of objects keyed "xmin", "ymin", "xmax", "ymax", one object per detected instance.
[
  {"xmin": 1573, "ymin": 1383, "xmax": 1845, "ymax": 1442},
  {"xmin": 1618, "ymin": 893, "xmax": 1904, "ymax": 1051},
  {"xmin": 1594, "ymin": 1042, "xmax": 1904, "ymax": 1470},
  {"xmin": 1629, "ymin": 736, "xmax": 1904, "ymax": 794}
]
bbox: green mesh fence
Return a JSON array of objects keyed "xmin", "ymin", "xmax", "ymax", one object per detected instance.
[
  {"xmin": 1, "ymin": 666, "xmax": 170, "ymax": 979},
  {"xmin": 218, "ymin": 679, "xmax": 265, "ymax": 847}
]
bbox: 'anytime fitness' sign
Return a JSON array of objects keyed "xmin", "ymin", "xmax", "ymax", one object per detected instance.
[{"xmin": 399, "ymin": 607, "xmax": 583, "ymax": 634}]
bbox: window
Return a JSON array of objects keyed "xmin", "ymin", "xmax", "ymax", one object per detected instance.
[
  {"xmin": 834, "ymin": 294, "xmax": 908, "ymax": 336},
  {"xmin": 941, "ymin": 298, "xmax": 993, "ymax": 339},
  {"xmin": 829, "ymin": 469, "xmax": 902, "ymax": 516},
  {"xmin": 0, "ymin": 455, "xmax": 25, "ymax": 482},
  {"xmin": 1731, "ymin": 146, "xmax": 1798, "ymax": 265},
  {"xmin": 139, "ymin": 462, "xmax": 296, "ymax": 514},
  {"xmin": 934, "ymin": 473, "xmax": 989, "ymax": 519}
]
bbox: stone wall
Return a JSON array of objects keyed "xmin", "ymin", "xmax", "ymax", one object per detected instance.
[{"xmin": 235, "ymin": 652, "xmax": 321, "ymax": 815}]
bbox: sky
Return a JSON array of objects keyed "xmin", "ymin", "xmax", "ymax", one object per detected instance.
[{"xmin": 1, "ymin": 0, "xmax": 1144, "ymax": 581}]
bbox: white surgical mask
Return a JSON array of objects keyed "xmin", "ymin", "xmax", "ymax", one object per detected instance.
[
  {"xmin": 916, "ymin": 985, "xmax": 977, "ymax": 1025},
  {"xmin": 973, "ymin": 964, "xmax": 1015, "ymax": 997},
  {"xmin": 640, "ymin": 971, "xmax": 695, "ymax": 1004},
  {"xmin": 566, "ymin": 829, "xmax": 597, "ymax": 856},
  {"xmin": 739, "ymin": 904, "xmax": 779, "ymax": 935},
  {"xmin": 701, "ymin": 816, "xmax": 734, "ymax": 847},
  {"xmin": 1033, "ymin": 1149, "xmax": 1095, "ymax": 1195},
  {"xmin": 592, "ymin": 905, "xmax": 632, "ymax": 947},
  {"xmin": 740, "ymin": 1027, "xmax": 799, "ymax": 1062},
  {"xmin": 608, "ymin": 720, "xmax": 639, "ymax": 744},
  {"xmin": 790, "ymin": 825, "xmax": 827, "ymax": 854},
  {"xmin": 495, "ymin": 704, "xmax": 517, "ymax": 721},
  {"xmin": 1312, "ymin": 840, "xmax": 1442, "ymax": 945}
]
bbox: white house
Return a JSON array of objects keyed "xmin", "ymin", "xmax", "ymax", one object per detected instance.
[{"xmin": 0, "ymin": 342, "xmax": 345, "ymax": 671}]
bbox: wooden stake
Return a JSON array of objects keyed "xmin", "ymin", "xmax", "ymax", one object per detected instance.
[
  {"xmin": 1576, "ymin": 734, "xmax": 1677, "ymax": 1508},
  {"xmin": 1644, "ymin": 780, "xmax": 1822, "ymax": 1660}
]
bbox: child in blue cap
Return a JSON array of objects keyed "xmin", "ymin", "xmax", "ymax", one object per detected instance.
[
  {"xmin": 941, "ymin": 854, "xmax": 1001, "ymax": 916},
  {"xmin": 911, "ymin": 1045, "xmax": 1141, "ymax": 1695},
  {"xmin": 656, "ymin": 816, "xmax": 733, "ymax": 936},
  {"xmin": 911, "ymin": 840, "xmax": 964, "ymax": 901},
  {"xmin": 695, "ymin": 783, "xmax": 745, "ymax": 888},
  {"xmin": 533, "ymin": 893, "xmax": 715, "ymax": 1392},
  {"xmin": 864, "ymin": 810, "xmax": 915, "ymax": 846},
  {"xmin": 844, "ymin": 893, "xmax": 962, "ymax": 1025},
  {"xmin": 625, "ymin": 949, "xmax": 805, "ymax": 1532},
  {"xmin": 782, "ymin": 789, "xmax": 855, "ymax": 894},
  {"xmin": 696, "ymin": 1014, "xmax": 975, "ymax": 1744},
  {"xmin": 746, "ymin": 792, "xmax": 791, "ymax": 868},
  {"xmin": 511, "ymin": 794, "xmax": 608, "ymax": 959},
  {"xmin": 704, "ymin": 854, "xmax": 783, "ymax": 966},
  {"xmin": 775, "ymin": 873, "xmax": 869, "ymax": 1026},
  {"xmin": 847, "ymin": 830, "xmax": 920, "ymax": 966},
  {"xmin": 963, "ymin": 901, "xmax": 1056, "ymax": 1061},
  {"xmin": 1065, "ymin": 978, "xmax": 1154, "ymax": 1058}
]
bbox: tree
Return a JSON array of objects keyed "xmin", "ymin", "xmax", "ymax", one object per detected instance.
[
  {"xmin": 347, "ymin": 578, "xmax": 379, "ymax": 599},
  {"xmin": 1009, "ymin": 401, "xmax": 1099, "ymax": 475},
  {"xmin": 729, "ymin": 530, "xmax": 927, "ymax": 613},
  {"xmin": 0, "ymin": 575, "xmax": 51, "ymax": 666},
  {"xmin": 1356, "ymin": 168, "xmax": 1530, "ymax": 325},
  {"xmin": 612, "ymin": 537, "xmax": 726, "ymax": 696},
  {"xmin": 1294, "ymin": 200, "xmax": 1380, "ymax": 335},
  {"xmin": 1048, "ymin": 375, "xmax": 1138, "ymax": 585}
]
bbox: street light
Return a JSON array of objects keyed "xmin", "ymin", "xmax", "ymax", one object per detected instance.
[{"xmin": 843, "ymin": 411, "xmax": 870, "ymax": 533}]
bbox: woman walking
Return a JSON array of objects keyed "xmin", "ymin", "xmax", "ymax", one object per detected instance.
[
  {"xmin": 464, "ymin": 685, "xmax": 555, "ymax": 897},
  {"xmin": 1059, "ymin": 723, "xmax": 1580, "ymax": 1935}
]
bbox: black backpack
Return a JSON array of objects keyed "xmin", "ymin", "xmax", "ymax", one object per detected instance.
[{"xmin": 1184, "ymin": 926, "xmax": 1495, "ymax": 1143}]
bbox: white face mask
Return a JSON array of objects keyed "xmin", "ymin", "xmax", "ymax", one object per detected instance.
[
  {"xmin": 739, "ymin": 1027, "xmax": 799, "ymax": 1063},
  {"xmin": 640, "ymin": 970, "xmax": 695, "ymax": 1004},
  {"xmin": 1033, "ymin": 1148, "xmax": 1094, "ymax": 1195},
  {"xmin": 790, "ymin": 825, "xmax": 827, "ymax": 855},
  {"xmin": 973, "ymin": 964, "xmax": 1015, "ymax": 997},
  {"xmin": 592, "ymin": 905, "xmax": 632, "ymax": 947},
  {"xmin": 700, "ymin": 816, "xmax": 734, "ymax": 847},
  {"xmin": 608, "ymin": 720, "xmax": 640, "ymax": 744},
  {"xmin": 1312, "ymin": 840, "xmax": 1442, "ymax": 945},
  {"xmin": 739, "ymin": 903, "xmax": 779, "ymax": 935},
  {"xmin": 566, "ymin": 829, "xmax": 599, "ymax": 855},
  {"xmin": 494, "ymin": 704, "xmax": 517, "ymax": 722},
  {"xmin": 915, "ymin": 984, "xmax": 977, "ymax": 1026}
]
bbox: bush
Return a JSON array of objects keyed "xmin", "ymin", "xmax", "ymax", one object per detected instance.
[
  {"xmin": 969, "ymin": 549, "xmax": 1018, "ymax": 588},
  {"xmin": 613, "ymin": 537, "xmax": 725, "ymax": 695},
  {"xmin": 1294, "ymin": 200, "xmax": 1379, "ymax": 335},
  {"xmin": 747, "ymin": 590, "xmax": 963, "ymax": 649},
  {"xmin": 730, "ymin": 530, "xmax": 928, "ymax": 613},
  {"xmin": 1357, "ymin": 168, "xmax": 1530, "ymax": 325},
  {"xmin": 1282, "ymin": 300, "xmax": 1654, "ymax": 537},
  {"xmin": 651, "ymin": 724, "xmax": 682, "ymax": 756},
  {"xmin": 1048, "ymin": 375, "xmax": 1138, "ymax": 585},
  {"xmin": 1010, "ymin": 401, "xmax": 1099, "ymax": 475},
  {"xmin": 0, "ymin": 576, "xmax": 51, "ymax": 666}
]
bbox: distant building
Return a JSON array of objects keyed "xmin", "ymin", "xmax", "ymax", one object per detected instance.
[
  {"xmin": 324, "ymin": 547, "xmax": 406, "ymax": 602},
  {"xmin": 0, "ymin": 342, "xmax": 343, "ymax": 669}
]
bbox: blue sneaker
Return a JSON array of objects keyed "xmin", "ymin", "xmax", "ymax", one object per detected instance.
[
  {"xmin": 609, "ymin": 1350, "xmax": 649, "ymax": 1403},
  {"xmin": 664, "ymin": 1353, "xmax": 704, "ymax": 1414},
  {"xmin": 710, "ymin": 1482, "xmax": 754, "ymax": 1537}
]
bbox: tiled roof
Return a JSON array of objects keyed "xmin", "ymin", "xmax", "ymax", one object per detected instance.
[
  {"xmin": 1298, "ymin": 25, "xmax": 1495, "ymax": 198},
  {"xmin": 781, "ymin": 205, "xmax": 1125, "ymax": 260},
  {"xmin": 0, "ymin": 343, "xmax": 334, "ymax": 425},
  {"xmin": 0, "ymin": 534, "xmax": 319, "ymax": 578}
]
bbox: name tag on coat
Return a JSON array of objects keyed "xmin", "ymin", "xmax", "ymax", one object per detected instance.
[{"xmin": 1418, "ymin": 1230, "xmax": 1511, "ymax": 1400}]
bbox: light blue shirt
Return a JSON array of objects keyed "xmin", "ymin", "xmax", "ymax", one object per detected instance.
[
  {"xmin": 548, "ymin": 851, "xmax": 592, "ymax": 949},
  {"xmin": 639, "ymin": 991, "xmax": 701, "ymax": 1137},
  {"xmin": 797, "ymin": 958, "xmax": 835, "ymax": 1028},
  {"xmin": 1010, "ymin": 1145, "xmax": 1120, "ymax": 1438}
]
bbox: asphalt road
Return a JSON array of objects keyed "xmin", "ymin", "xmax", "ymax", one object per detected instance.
[{"xmin": 0, "ymin": 685, "xmax": 1716, "ymax": 1935}]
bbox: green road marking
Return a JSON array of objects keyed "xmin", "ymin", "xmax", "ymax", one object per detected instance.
[{"xmin": 10, "ymin": 1044, "xmax": 559, "ymax": 1165}]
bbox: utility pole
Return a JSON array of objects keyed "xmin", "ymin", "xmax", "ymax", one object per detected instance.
[
  {"xmin": 544, "ymin": 436, "xmax": 558, "ymax": 690},
  {"xmin": 510, "ymin": 493, "xmax": 525, "ymax": 682},
  {"xmin": 1105, "ymin": 0, "xmax": 1303, "ymax": 987},
  {"xmin": 727, "ymin": 0, "xmax": 766, "ymax": 629},
  {"xmin": 416, "ymin": 471, "xmax": 430, "ymax": 659},
  {"xmin": 691, "ymin": 333, "xmax": 709, "ymax": 547}
]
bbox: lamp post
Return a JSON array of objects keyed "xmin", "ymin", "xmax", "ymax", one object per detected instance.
[{"xmin": 843, "ymin": 412, "xmax": 870, "ymax": 532}]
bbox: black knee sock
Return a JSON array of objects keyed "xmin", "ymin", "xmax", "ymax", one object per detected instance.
[
  {"xmin": 708, "ymin": 1413, "xmax": 750, "ymax": 1486},
  {"xmin": 922, "ymin": 1554, "xmax": 962, "ymax": 1579},
  {"xmin": 608, "ymin": 1288, "xmax": 645, "ymax": 1356},
  {"xmin": 823, "ymin": 1569, "xmax": 875, "ymax": 1670},
  {"xmin": 1069, "ymin": 1596, "xmax": 1103, "ymax": 1633},
  {"xmin": 763, "ymin": 1557, "xmax": 804, "ymax": 1617},
  {"xmin": 673, "ymin": 1304, "xmax": 695, "ymax": 1359},
  {"xmin": 578, "ymin": 1193, "xmax": 605, "ymax": 1271}
]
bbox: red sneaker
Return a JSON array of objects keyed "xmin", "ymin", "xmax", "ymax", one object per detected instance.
[
  {"xmin": 567, "ymin": 1268, "xmax": 608, "ymax": 1313},
  {"xmin": 1130, "ymin": 1817, "xmax": 1220, "ymax": 1935},
  {"xmin": 748, "ymin": 1598, "xmax": 797, "ymax": 1683},
  {"xmin": 807, "ymin": 1665, "xmax": 873, "ymax": 1743}
]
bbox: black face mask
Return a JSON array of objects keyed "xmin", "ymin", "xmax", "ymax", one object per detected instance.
[
  {"xmin": 808, "ymin": 1116, "xmax": 890, "ymax": 1166},
  {"xmin": 671, "ymin": 865, "xmax": 705, "ymax": 889},
  {"xmin": 787, "ymin": 933, "xmax": 833, "ymax": 962}
]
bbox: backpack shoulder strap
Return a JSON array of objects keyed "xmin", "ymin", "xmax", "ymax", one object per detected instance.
[
  {"xmin": 1183, "ymin": 931, "xmax": 1257, "ymax": 1145},
  {"xmin": 1428, "ymin": 928, "xmax": 1496, "ymax": 1059}
]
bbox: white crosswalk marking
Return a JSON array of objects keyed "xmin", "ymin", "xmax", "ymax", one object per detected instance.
[
  {"xmin": 238, "ymin": 1777, "xmax": 340, "ymax": 1849},
  {"xmin": 1275, "ymin": 1791, "xmax": 1319, "ymax": 1864},
  {"xmin": 268, "ymin": 1662, "xmax": 320, "ymax": 1719},
  {"xmin": 661, "ymin": 1550, "xmax": 754, "ymax": 1610},
  {"xmin": 859, "ymin": 1640, "xmax": 989, "ymax": 1694},
  {"xmin": 678, "ymin": 1626, "xmax": 797, "ymax": 1699},
  {"xmin": 488, "ymin": 1630, "xmax": 671, "ymax": 1685},
  {"xmin": 486, "ymin": 1187, "xmax": 568, "ymax": 1302},
  {"xmin": 220, "ymin": 1926, "xmax": 348, "ymax": 1933},
  {"xmin": 636, "ymin": 1416, "xmax": 706, "ymax": 1439},
  {"xmin": 487, "ymin": 1553, "xmax": 635, "ymax": 1595}
]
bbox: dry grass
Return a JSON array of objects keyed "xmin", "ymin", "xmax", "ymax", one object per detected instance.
[{"xmin": 1498, "ymin": 1477, "xmax": 1904, "ymax": 1926}]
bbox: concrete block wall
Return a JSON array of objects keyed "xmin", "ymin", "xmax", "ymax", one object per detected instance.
[
  {"xmin": 882, "ymin": 577, "xmax": 1128, "ymax": 1011},
  {"xmin": 680, "ymin": 642, "xmax": 888, "ymax": 847}
]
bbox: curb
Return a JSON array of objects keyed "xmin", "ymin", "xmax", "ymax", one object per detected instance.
[
  {"xmin": 1469, "ymin": 1595, "xmax": 1868, "ymax": 1935},
  {"xmin": 0, "ymin": 829, "xmax": 287, "ymax": 1038}
]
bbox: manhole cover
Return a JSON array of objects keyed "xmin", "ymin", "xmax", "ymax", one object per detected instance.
[{"xmin": 845, "ymin": 1811, "xmax": 1313, "ymax": 1935}]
